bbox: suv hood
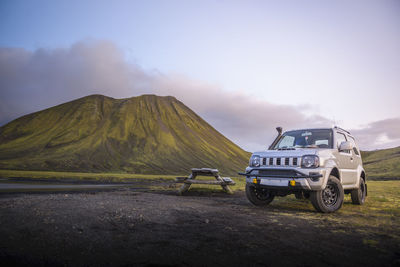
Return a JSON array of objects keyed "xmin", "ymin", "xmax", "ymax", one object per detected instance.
[{"xmin": 253, "ymin": 149, "xmax": 318, "ymax": 158}]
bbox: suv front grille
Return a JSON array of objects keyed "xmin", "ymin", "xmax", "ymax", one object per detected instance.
[
  {"xmin": 260, "ymin": 157, "xmax": 301, "ymax": 167},
  {"xmin": 258, "ymin": 169, "xmax": 300, "ymax": 177}
]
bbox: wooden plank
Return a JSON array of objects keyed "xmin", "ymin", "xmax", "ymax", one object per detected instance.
[
  {"xmin": 178, "ymin": 183, "xmax": 191, "ymax": 195},
  {"xmin": 221, "ymin": 185, "xmax": 234, "ymax": 194},
  {"xmin": 222, "ymin": 177, "xmax": 234, "ymax": 183},
  {"xmin": 175, "ymin": 177, "xmax": 187, "ymax": 182},
  {"xmin": 191, "ymin": 168, "xmax": 219, "ymax": 176},
  {"xmin": 176, "ymin": 179, "xmax": 235, "ymax": 185}
]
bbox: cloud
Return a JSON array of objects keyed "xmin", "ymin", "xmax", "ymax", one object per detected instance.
[
  {"xmin": 0, "ymin": 40, "xmax": 398, "ymax": 151},
  {"xmin": 350, "ymin": 118, "xmax": 400, "ymax": 150},
  {"xmin": 0, "ymin": 41, "xmax": 154, "ymax": 123}
]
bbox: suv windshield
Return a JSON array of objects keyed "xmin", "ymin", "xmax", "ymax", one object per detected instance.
[{"xmin": 273, "ymin": 129, "xmax": 333, "ymax": 150}]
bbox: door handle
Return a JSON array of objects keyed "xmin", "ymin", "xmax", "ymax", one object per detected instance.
[{"xmin": 350, "ymin": 157, "xmax": 353, "ymax": 161}]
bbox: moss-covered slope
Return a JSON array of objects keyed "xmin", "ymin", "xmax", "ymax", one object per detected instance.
[
  {"xmin": 361, "ymin": 146, "xmax": 400, "ymax": 179},
  {"xmin": 0, "ymin": 94, "xmax": 250, "ymax": 175}
]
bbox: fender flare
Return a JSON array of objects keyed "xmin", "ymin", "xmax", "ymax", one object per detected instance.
[{"xmin": 321, "ymin": 159, "xmax": 340, "ymax": 189}]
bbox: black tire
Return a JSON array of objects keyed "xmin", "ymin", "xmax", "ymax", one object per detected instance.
[
  {"xmin": 303, "ymin": 192, "xmax": 311, "ymax": 199},
  {"xmin": 310, "ymin": 176, "xmax": 344, "ymax": 213},
  {"xmin": 351, "ymin": 178, "xmax": 366, "ymax": 205},
  {"xmin": 245, "ymin": 184, "xmax": 275, "ymax": 206}
]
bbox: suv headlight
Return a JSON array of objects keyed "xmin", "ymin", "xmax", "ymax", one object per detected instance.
[
  {"xmin": 249, "ymin": 155, "xmax": 260, "ymax": 167},
  {"xmin": 302, "ymin": 155, "xmax": 319, "ymax": 168}
]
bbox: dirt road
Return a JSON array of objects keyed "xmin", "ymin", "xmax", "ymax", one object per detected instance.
[{"xmin": 0, "ymin": 187, "xmax": 399, "ymax": 267}]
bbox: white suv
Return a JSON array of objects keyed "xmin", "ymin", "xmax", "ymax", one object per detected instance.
[{"xmin": 239, "ymin": 127, "xmax": 367, "ymax": 213}]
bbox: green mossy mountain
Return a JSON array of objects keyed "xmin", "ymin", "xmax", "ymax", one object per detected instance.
[
  {"xmin": 361, "ymin": 146, "xmax": 400, "ymax": 179},
  {"xmin": 0, "ymin": 94, "xmax": 250, "ymax": 175}
]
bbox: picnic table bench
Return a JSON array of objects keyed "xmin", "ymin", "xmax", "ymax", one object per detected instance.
[{"xmin": 175, "ymin": 168, "xmax": 235, "ymax": 194}]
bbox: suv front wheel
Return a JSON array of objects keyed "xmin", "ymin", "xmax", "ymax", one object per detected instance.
[
  {"xmin": 246, "ymin": 184, "xmax": 275, "ymax": 206},
  {"xmin": 310, "ymin": 176, "xmax": 344, "ymax": 213}
]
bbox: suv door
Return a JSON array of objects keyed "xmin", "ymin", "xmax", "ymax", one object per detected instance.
[
  {"xmin": 334, "ymin": 132, "xmax": 357, "ymax": 185},
  {"xmin": 347, "ymin": 135, "xmax": 362, "ymax": 185}
]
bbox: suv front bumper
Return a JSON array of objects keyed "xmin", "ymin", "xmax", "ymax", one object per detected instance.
[{"xmin": 239, "ymin": 167, "xmax": 329, "ymax": 190}]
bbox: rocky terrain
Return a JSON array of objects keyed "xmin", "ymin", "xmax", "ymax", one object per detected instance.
[{"xmin": 1, "ymin": 186, "xmax": 399, "ymax": 267}]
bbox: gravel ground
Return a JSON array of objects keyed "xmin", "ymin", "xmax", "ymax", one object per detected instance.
[{"xmin": 0, "ymin": 188, "xmax": 399, "ymax": 267}]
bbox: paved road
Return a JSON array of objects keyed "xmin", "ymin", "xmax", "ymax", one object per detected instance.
[{"xmin": 0, "ymin": 181, "xmax": 129, "ymax": 192}]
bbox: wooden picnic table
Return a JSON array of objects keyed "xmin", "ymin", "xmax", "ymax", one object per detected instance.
[{"xmin": 175, "ymin": 168, "xmax": 235, "ymax": 194}]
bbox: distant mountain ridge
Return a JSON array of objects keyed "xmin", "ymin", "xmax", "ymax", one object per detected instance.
[
  {"xmin": 361, "ymin": 146, "xmax": 400, "ymax": 179},
  {"xmin": 0, "ymin": 94, "xmax": 250, "ymax": 175}
]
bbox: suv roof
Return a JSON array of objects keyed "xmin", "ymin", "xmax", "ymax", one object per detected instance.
[{"xmin": 285, "ymin": 127, "xmax": 351, "ymax": 135}]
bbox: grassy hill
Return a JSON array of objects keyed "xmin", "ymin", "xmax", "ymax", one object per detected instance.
[
  {"xmin": 361, "ymin": 146, "xmax": 400, "ymax": 179},
  {"xmin": 0, "ymin": 94, "xmax": 250, "ymax": 175}
]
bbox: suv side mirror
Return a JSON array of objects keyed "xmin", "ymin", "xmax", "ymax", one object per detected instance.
[{"xmin": 339, "ymin": 141, "xmax": 353, "ymax": 152}]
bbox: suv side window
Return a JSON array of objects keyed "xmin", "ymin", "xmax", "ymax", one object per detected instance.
[
  {"xmin": 336, "ymin": 132, "xmax": 350, "ymax": 153},
  {"xmin": 349, "ymin": 136, "xmax": 360, "ymax": 156}
]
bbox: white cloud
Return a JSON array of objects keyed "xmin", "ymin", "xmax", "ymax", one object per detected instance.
[{"xmin": 350, "ymin": 118, "xmax": 400, "ymax": 150}]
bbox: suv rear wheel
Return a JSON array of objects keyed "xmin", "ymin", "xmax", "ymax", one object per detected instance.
[
  {"xmin": 310, "ymin": 176, "xmax": 344, "ymax": 213},
  {"xmin": 245, "ymin": 184, "xmax": 275, "ymax": 206},
  {"xmin": 351, "ymin": 178, "xmax": 366, "ymax": 205}
]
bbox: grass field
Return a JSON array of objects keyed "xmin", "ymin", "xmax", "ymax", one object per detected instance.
[{"xmin": 272, "ymin": 181, "xmax": 399, "ymax": 223}]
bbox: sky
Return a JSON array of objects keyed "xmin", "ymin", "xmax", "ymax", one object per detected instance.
[{"xmin": 0, "ymin": 0, "xmax": 399, "ymax": 151}]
